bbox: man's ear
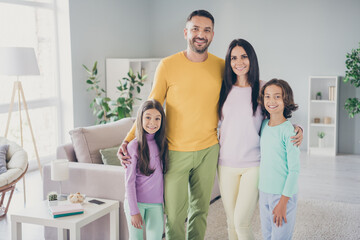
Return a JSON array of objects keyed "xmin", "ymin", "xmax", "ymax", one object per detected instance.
[{"xmin": 184, "ymin": 28, "xmax": 188, "ymax": 40}]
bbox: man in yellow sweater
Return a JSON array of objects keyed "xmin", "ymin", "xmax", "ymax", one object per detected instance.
[{"xmin": 119, "ymin": 10, "xmax": 225, "ymax": 239}]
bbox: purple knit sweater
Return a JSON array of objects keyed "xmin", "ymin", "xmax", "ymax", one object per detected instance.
[{"xmin": 125, "ymin": 133, "xmax": 164, "ymax": 215}]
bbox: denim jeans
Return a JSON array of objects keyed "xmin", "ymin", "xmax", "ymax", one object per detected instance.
[{"xmin": 259, "ymin": 191, "xmax": 298, "ymax": 240}]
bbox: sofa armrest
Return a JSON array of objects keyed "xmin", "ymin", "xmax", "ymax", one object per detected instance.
[{"xmin": 56, "ymin": 143, "xmax": 77, "ymax": 162}]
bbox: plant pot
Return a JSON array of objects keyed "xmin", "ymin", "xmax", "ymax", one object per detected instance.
[
  {"xmin": 318, "ymin": 138, "xmax": 324, "ymax": 148},
  {"xmin": 48, "ymin": 200, "xmax": 58, "ymax": 206}
]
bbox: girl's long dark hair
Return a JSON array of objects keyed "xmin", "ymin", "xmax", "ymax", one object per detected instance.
[
  {"xmin": 135, "ymin": 99, "xmax": 168, "ymax": 176},
  {"xmin": 218, "ymin": 39, "xmax": 260, "ymax": 118}
]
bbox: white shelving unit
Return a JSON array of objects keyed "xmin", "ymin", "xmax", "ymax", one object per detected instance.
[
  {"xmin": 307, "ymin": 76, "xmax": 339, "ymax": 155},
  {"xmin": 105, "ymin": 58, "xmax": 161, "ymax": 116}
]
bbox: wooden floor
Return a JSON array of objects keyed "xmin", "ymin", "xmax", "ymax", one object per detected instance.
[{"xmin": 0, "ymin": 152, "xmax": 359, "ymax": 240}]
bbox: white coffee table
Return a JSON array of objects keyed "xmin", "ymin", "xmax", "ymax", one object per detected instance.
[{"xmin": 11, "ymin": 197, "xmax": 119, "ymax": 240}]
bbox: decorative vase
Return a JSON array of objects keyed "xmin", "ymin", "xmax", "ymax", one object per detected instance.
[
  {"xmin": 318, "ymin": 138, "xmax": 324, "ymax": 148},
  {"xmin": 324, "ymin": 117, "xmax": 331, "ymax": 124},
  {"xmin": 329, "ymin": 86, "xmax": 335, "ymax": 101}
]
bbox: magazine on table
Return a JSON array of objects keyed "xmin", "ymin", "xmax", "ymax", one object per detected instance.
[{"xmin": 49, "ymin": 203, "xmax": 84, "ymax": 218}]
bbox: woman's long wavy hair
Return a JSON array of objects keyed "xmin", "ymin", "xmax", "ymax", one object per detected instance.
[
  {"xmin": 258, "ymin": 79, "xmax": 298, "ymax": 119},
  {"xmin": 218, "ymin": 39, "xmax": 260, "ymax": 118},
  {"xmin": 135, "ymin": 99, "xmax": 168, "ymax": 176}
]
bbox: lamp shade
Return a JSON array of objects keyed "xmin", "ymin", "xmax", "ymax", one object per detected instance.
[
  {"xmin": 0, "ymin": 47, "xmax": 40, "ymax": 76},
  {"xmin": 51, "ymin": 159, "xmax": 69, "ymax": 181}
]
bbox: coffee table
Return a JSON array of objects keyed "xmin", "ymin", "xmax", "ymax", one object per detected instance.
[{"xmin": 11, "ymin": 197, "xmax": 119, "ymax": 240}]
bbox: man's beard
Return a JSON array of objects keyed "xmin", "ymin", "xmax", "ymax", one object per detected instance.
[{"xmin": 189, "ymin": 38, "xmax": 211, "ymax": 54}]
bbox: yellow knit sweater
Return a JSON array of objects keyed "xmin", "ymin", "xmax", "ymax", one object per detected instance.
[{"xmin": 125, "ymin": 51, "xmax": 225, "ymax": 151}]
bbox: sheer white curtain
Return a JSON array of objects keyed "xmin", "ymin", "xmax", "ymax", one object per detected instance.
[{"xmin": 0, "ymin": 0, "xmax": 70, "ymax": 170}]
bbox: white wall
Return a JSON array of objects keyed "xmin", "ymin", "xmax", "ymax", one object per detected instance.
[
  {"xmin": 69, "ymin": 0, "xmax": 151, "ymax": 128},
  {"xmin": 69, "ymin": 0, "xmax": 360, "ymax": 154}
]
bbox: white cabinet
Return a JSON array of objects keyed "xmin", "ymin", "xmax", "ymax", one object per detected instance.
[
  {"xmin": 105, "ymin": 58, "xmax": 161, "ymax": 116},
  {"xmin": 307, "ymin": 76, "xmax": 339, "ymax": 155}
]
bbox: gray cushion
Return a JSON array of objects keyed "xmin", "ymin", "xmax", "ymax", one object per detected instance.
[
  {"xmin": 0, "ymin": 144, "xmax": 9, "ymax": 174},
  {"xmin": 99, "ymin": 146, "xmax": 121, "ymax": 166}
]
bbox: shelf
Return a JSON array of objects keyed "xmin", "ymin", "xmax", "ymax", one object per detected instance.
[
  {"xmin": 310, "ymin": 100, "xmax": 336, "ymax": 103},
  {"xmin": 310, "ymin": 123, "xmax": 335, "ymax": 127},
  {"xmin": 307, "ymin": 76, "xmax": 339, "ymax": 156},
  {"xmin": 309, "ymin": 147, "xmax": 334, "ymax": 151},
  {"xmin": 308, "ymin": 147, "xmax": 336, "ymax": 156}
]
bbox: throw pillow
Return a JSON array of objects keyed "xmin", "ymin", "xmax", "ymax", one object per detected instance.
[
  {"xmin": 99, "ymin": 146, "xmax": 121, "ymax": 166},
  {"xmin": 0, "ymin": 144, "xmax": 9, "ymax": 174},
  {"xmin": 69, "ymin": 117, "xmax": 135, "ymax": 164}
]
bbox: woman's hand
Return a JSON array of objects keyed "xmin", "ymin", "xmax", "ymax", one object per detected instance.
[
  {"xmin": 291, "ymin": 126, "xmax": 303, "ymax": 147},
  {"xmin": 273, "ymin": 196, "xmax": 289, "ymax": 227},
  {"xmin": 117, "ymin": 141, "xmax": 131, "ymax": 168},
  {"xmin": 131, "ymin": 213, "xmax": 144, "ymax": 229}
]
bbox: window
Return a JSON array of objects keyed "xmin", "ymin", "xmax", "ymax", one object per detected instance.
[{"xmin": 0, "ymin": 1, "xmax": 70, "ymax": 170}]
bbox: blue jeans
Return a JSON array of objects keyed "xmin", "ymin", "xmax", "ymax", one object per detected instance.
[
  {"xmin": 124, "ymin": 200, "xmax": 164, "ymax": 240},
  {"xmin": 259, "ymin": 191, "xmax": 298, "ymax": 240}
]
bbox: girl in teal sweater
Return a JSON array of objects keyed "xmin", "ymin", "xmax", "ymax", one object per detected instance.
[{"xmin": 258, "ymin": 79, "xmax": 300, "ymax": 240}]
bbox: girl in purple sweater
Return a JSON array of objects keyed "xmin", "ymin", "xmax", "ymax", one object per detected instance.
[{"xmin": 124, "ymin": 99, "xmax": 168, "ymax": 240}]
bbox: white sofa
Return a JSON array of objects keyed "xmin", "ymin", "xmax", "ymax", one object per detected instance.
[{"xmin": 43, "ymin": 118, "xmax": 220, "ymax": 240}]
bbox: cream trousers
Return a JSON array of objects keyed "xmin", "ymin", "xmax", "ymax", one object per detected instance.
[{"xmin": 218, "ymin": 165, "xmax": 260, "ymax": 240}]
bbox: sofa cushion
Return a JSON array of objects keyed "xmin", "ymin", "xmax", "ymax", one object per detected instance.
[
  {"xmin": 0, "ymin": 137, "xmax": 28, "ymax": 187},
  {"xmin": 100, "ymin": 146, "xmax": 121, "ymax": 166},
  {"xmin": 0, "ymin": 144, "xmax": 9, "ymax": 174},
  {"xmin": 69, "ymin": 118, "xmax": 135, "ymax": 164}
]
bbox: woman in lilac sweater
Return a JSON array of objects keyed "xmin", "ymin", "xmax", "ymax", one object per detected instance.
[
  {"xmin": 217, "ymin": 39, "xmax": 303, "ymax": 240},
  {"xmin": 124, "ymin": 99, "xmax": 168, "ymax": 240}
]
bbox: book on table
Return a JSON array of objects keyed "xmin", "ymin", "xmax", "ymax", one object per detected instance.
[{"xmin": 49, "ymin": 203, "xmax": 84, "ymax": 218}]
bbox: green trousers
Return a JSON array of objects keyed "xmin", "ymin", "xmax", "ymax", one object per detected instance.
[{"xmin": 164, "ymin": 144, "xmax": 219, "ymax": 240}]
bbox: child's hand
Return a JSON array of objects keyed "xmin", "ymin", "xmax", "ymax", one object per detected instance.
[
  {"xmin": 273, "ymin": 195, "xmax": 289, "ymax": 227},
  {"xmin": 291, "ymin": 126, "xmax": 303, "ymax": 146},
  {"xmin": 131, "ymin": 213, "xmax": 143, "ymax": 229}
]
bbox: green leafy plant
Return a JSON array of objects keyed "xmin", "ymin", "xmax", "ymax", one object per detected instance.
[
  {"xmin": 83, "ymin": 61, "xmax": 110, "ymax": 124},
  {"xmin": 343, "ymin": 42, "xmax": 360, "ymax": 118},
  {"xmin": 317, "ymin": 132, "xmax": 325, "ymax": 139},
  {"xmin": 83, "ymin": 61, "xmax": 146, "ymax": 124},
  {"xmin": 47, "ymin": 192, "xmax": 58, "ymax": 201},
  {"xmin": 113, "ymin": 68, "xmax": 147, "ymax": 119},
  {"xmin": 316, "ymin": 92, "xmax": 322, "ymax": 100}
]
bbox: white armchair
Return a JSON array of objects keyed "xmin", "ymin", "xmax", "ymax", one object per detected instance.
[{"xmin": 0, "ymin": 137, "xmax": 28, "ymax": 217}]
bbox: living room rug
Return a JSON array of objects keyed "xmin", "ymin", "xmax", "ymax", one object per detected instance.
[{"xmin": 205, "ymin": 198, "xmax": 360, "ymax": 240}]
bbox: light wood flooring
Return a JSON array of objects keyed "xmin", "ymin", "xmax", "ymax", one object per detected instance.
[{"xmin": 0, "ymin": 152, "xmax": 359, "ymax": 240}]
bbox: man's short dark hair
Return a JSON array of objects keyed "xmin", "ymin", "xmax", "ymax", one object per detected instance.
[{"xmin": 187, "ymin": 10, "xmax": 214, "ymax": 26}]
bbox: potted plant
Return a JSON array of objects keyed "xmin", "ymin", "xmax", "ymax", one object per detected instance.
[
  {"xmin": 317, "ymin": 131, "xmax": 325, "ymax": 148},
  {"xmin": 316, "ymin": 92, "xmax": 322, "ymax": 100},
  {"xmin": 111, "ymin": 67, "xmax": 147, "ymax": 120},
  {"xmin": 47, "ymin": 191, "xmax": 58, "ymax": 206},
  {"xmin": 83, "ymin": 61, "xmax": 146, "ymax": 124},
  {"xmin": 343, "ymin": 42, "xmax": 360, "ymax": 118}
]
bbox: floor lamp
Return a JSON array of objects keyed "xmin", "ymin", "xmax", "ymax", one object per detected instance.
[{"xmin": 0, "ymin": 47, "xmax": 43, "ymax": 204}]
